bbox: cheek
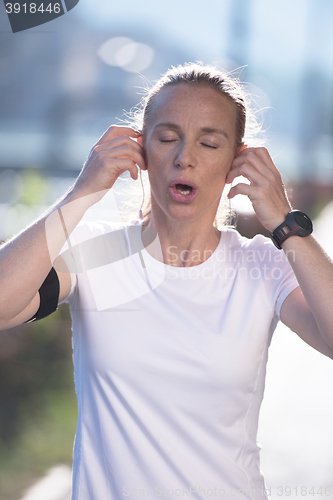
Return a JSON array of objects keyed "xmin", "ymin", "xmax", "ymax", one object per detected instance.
[
  {"xmin": 145, "ymin": 145, "xmax": 170, "ymax": 174},
  {"xmin": 210, "ymin": 155, "xmax": 234, "ymax": 179},
  {"xmin": 144, "ymin": 149, "xmax": 165, "ymax": 188},
  {"xmin": 145, "ymin": 150, "xmax": 158, "ymax": 174}
]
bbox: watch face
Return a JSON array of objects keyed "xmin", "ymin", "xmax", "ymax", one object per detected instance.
[{"xmin": 294, "ymin": 211, "xmax": 312, "ymax": 230}]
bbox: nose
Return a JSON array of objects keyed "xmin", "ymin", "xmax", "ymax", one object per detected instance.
[{"xmin": 174, "ymin": 140, "xmax": 196, "ymax": 170}]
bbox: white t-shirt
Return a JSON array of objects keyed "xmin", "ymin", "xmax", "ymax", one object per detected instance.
[{"xmin": 61, "ymin": 221, "xmax": 299, "ymax": 500}]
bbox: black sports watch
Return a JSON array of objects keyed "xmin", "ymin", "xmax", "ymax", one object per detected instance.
[{"xmin": 269, "ymin": 210, "xmax": 313, "ymax": 249}]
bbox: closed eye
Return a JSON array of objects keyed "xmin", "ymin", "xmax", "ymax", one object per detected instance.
[
  {"xmin": 201, "ymin": 143, "xmax": 217, "ymax": 149},
  {"xmin": 160, "ymin": 139, "xmax": 177, "ymax": 143}
]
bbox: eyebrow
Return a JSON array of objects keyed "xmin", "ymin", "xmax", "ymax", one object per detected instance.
[{"xmin": 154, "ymin": 123, "xmax": 230, "ymax": 141}]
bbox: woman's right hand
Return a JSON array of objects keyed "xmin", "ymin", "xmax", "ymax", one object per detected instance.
[{"xmin": 71, "ymin": 125, "xmax": 146, "ymax": 203}]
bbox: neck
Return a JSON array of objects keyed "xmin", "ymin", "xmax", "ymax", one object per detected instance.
[{"xmin": 141, "ymin": 212, "xmax": 221, "ymax": 267}]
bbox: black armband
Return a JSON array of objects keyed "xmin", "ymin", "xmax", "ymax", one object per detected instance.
[{"xmin": 25, "ymin": 267, "xmax": 60, "ymax": 323}]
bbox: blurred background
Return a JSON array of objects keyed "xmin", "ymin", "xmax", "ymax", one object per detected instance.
[{"xmin": 0, "ymin": 0, "xmax": 332, "ymax": 498}]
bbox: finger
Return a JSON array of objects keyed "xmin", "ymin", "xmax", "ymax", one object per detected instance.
[
  {"xmin": 234, "ymin": 144, "xmax": 248, "ymax": 157},
  {"xmin": 227, "ymin": 150, "xmax": 267, "ymax": 183},
  {"xmin": 227, "ymin": 182, "xmax": 253, "ymax": 200},
  {"xmin": 93, "ymin": 140, "xmax": 143, "ymax": 160},
  {"xmin": 103, "ymin": 157, "xmax": 139, "ymax": 182},
  {"xmin": 226, "ymin": 163, "xmax": 263, "ymax": 185},
  {"xmin": 95, "ymin": 134, "xmax": 143, "ymax": 153},
  {"xmin": 247, "ymin": 147, "xmax": 272, "ymax": 164},
  {"xmin": 235, "ymin": 147, "xmax": 278, "ymax": 176},
  {"xmin": 230, "ymin": 153, "xmax": 279, "ymax": 187},
  {"xmin": 236, "ymin": 146, "xmax": 270, "ymax": 161},
  {"xmin": 231, "ymin": 150, "xmax": 266, "ymax": 172},
  {"xmin": 93, "ymin": 144, "xmax": 146, "ymax": 171},
  {"xmin": 95, "ymin": 125, "xmax": 141, "ymax": 147}
]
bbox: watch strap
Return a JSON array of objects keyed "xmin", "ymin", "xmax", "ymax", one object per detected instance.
[{"xmin": 269, "ymin": 210, "xmax": 313, "ymax": 249}]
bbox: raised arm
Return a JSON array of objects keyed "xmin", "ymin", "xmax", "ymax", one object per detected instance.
[
  {"xmin": 0, "ymin": 126, "xmax": 145, "ymax": 330},
  {"xmin": 226, "ymin": 146, "xmax": 333, "ymax": 359}
]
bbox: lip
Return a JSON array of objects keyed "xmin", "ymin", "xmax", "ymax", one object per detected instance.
[{"xmin": 169, "ymin": 178, "xmax": 198, "ymax": 204}]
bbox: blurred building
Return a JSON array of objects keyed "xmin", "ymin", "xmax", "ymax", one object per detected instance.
[
  {"xmin": 0, "ymin": 11, "xmax": 189, "ymax": 175},
  {"xmin": 0, "ymin": 0, "xmax": 332, "ymax": 240}
]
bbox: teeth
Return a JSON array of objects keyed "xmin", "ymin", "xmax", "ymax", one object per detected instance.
[{"xmin": 175, "ymin": 184, "xmax": 192, "ymax": 195}]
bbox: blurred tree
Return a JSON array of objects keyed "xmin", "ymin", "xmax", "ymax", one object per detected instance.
[
  {"xmin": 0, "ymin": 305, "xmax": 76, "ymax": 499},
  {"xmin": 16, "ymin": 169, "xmax": 50, "ymax": 207}
]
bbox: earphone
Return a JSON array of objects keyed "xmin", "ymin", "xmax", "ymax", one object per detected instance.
[{"xmin": 139, "ymin": 168, "xmax": 145, "ymax": 220}]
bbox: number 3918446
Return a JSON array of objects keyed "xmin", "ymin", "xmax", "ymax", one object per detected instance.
[{"xmin": 5, "ymin": 3, "xmax": 61, "ymax": 14}]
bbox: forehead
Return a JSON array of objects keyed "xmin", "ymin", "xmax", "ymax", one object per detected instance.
[{"xmin": 145, "ymin": 83, "xmax": 237, "ymax": 132}]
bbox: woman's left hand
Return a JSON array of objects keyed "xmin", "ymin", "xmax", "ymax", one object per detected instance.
[{"xmin": 225, "ymin": 147, "xmax": 292, "ymax": 232}]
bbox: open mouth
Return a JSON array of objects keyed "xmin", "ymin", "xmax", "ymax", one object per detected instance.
[
  {"xmin": 175, "ymin": 183, "xmax": 193, "ymax": 195},
  {"xmin": 170, "ymin": 179, "xmax": 198, "ymax": 203}
]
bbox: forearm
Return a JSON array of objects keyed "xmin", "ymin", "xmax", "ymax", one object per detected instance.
[
  {"xmin": 0, "ymin": 126, "xmax": 145, "ymax": 323},
  {"xmin": 282, "ymin": 234, "xmax": 333, "ymax": 347},
  {"xmin": 0, "ymin": 188, "xmax": 92, "ymax": 321}
]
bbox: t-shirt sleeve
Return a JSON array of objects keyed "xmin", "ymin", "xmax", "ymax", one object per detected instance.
[
  {"xmin": 58, "ymin": 273, "xmax": 76, "ymax": 305},
  {"xmin": 56, "ymin": 220, "xmax": 126, "ymax": 305},
  {"xmin": 248, "ymin": 234, "xmax": 299, "ymax": 319},
  {"xmin": 56, "ymin": 220, "xmax": 98, "ymax": 305},
  {"xmin": 56, "ymin": 226, "xmax": 80, "ymax": 305},
  {"xmin": 274, "ymin": 259, "xmax": 299, "ymax": 318}
]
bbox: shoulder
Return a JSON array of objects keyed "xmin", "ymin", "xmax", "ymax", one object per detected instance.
[
  {"xmin": 58, "ymin": 219, "xmax": 138, "ymax": 273},
  {"xmin": 220, "ymin": 227, "xmax": 291, "ymax": 267},
  {"xmin": 221, "ymin": 227, "xmax": 274, "ymax": 251},
  {"xmin": 69, "ymin": 219, "xmax": 126, "ymax": 243},
  {"xmin": 65, "ymin": 219, "xmax": 144, "ymax": 250}
]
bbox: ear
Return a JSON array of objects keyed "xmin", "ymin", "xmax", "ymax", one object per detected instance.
[
  {"xmin": 236, "ymin": 143, "xmax": 247, "ymax": 156},
  {"xmin": 136, "ymin": 131, "xmax": 148, "ymax": 170},
  {"xmin": 226, "ymin": 143, "xmax": 247, "ymax": 179}
]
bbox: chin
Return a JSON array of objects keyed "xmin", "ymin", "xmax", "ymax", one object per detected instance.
[{"xmin": 166, "ymin": 204, "xmax": 211, "ymax": 224}]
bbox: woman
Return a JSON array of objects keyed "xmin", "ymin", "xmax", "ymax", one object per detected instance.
[{"xmin": 0, "ymin": 63, "xmax": 332, "ymax": 499}]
